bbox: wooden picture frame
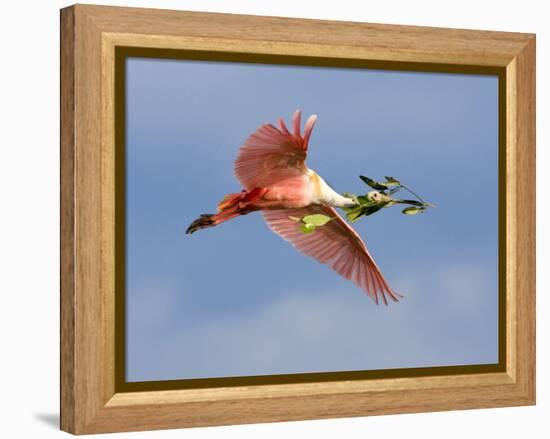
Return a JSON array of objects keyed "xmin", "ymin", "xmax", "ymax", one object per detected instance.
[{"xmin": 60, "ymin": 4, "xmax": 536, "ymax": 434}]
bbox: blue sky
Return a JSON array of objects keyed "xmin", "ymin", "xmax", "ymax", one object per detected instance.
[{"xmin": 125, "ymin": 57, "xmax": 499, "ymax": 382}]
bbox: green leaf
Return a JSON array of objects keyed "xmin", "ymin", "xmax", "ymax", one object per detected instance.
[
  {"xmin": 359, "ymin": 175, "xmax": 388, "ymax": 190},
  {"xmin": 400, "ymin": 199, "xmax": 425, "ymax": 207},
  {"xmin": 402, "ymin": 206, "xmax": 425, "ymax": 215},
  {"xmin": 362, "ymin": 204, "xmax": 384, "ymax": 216},
  {"xmin": 346, "ymin": 210, "xmax": 364, "ymax": 222},
  {"xmin": 384, "ymin": 176, "xmax": 401, "ymax": 187},
  {"xmin": 299, "ymin": 223, "xmax": 316, "ymax": 234},
  {"xmin": 302, "ymin": 214, "xmax": 332, "ymax": 226},
  {"xmin": 343, "ymin": 203, "xmax": 362, "ymax": 213}
]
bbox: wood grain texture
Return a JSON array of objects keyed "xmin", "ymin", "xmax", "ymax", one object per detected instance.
[
  {"xmin": 505, "ymin": 58, "xmax": 518, "ymax": 382},
  {"xmin": 82, "ymin": 3, "xmax": 530, "ymax": 66},
  {"xmin": 60, "ymin": 4, "xmax": 536, "ymax": 434},
  {"xmin": 60, "ymin": 6, "xmax": 75, "ymax": 433},
  {"xmin": 75, "ymin": 7, "xmax": 104, "ymax": 429},
  {"xmin": 512, "ymin": 37, "xmax": 536, "ymax": 400}
]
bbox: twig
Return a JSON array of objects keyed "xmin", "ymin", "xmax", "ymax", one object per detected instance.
[{"xmin": 399, "ymin": 185, "xmax": 427, "ymax": 205}]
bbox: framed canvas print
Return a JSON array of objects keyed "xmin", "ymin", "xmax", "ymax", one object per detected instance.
[{"xmin": 60, "ymin": 4, "xmax": 536, "ymax": 435}]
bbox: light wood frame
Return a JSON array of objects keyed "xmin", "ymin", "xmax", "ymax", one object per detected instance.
[{"xmin": 60, "ymin": 4, "xmax": 536, "ymax": 434}]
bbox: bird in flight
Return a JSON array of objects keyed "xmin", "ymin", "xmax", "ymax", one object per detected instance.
[{"xmin": 186, "ymin": 110, "xmax": 401, "ymax": 305}]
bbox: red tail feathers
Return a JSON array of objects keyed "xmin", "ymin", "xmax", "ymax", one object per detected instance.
[{"xmin": 186, "ymin": 188, "xmax": 267, "ymax": 234}]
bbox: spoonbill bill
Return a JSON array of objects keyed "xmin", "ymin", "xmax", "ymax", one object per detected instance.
[{"xmin": 186, "ymin": 110, "xmax": 401, "ymax": 305}]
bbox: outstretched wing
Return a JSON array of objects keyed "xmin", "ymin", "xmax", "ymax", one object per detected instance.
[
  {"xmin": 234, "ymin": 110, "xmax": 317, "ymax": 190},
  {"xmin": 262, "ymin": 205, "xmax": 401, "ymax": 305}
]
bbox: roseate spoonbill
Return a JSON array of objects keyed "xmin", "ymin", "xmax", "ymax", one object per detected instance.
[{"xmin": 186, "ymin": 110, "xmax": 401, "ymax": 305}]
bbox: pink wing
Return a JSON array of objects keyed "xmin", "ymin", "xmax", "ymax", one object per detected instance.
[
  {"xmin": 263, "ymin": 205, "xmax": 401, "ymax": 305},
  {"xmin": 234, "ymin": 110, "xmax": 318, "ymax": 190}
]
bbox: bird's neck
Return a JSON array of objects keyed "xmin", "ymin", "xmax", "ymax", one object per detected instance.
[{"xmin": 307, "ymin": 169, "xmax": 356, "ymax": 208}]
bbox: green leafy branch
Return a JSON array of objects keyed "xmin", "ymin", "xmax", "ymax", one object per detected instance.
[
  {"xmin": 343, "ymin": 175, "xmax": 435, "ymax": 222},
  {"xmin": 292, "ymin": 175, "xmax": 435, "ymax": 234}
]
